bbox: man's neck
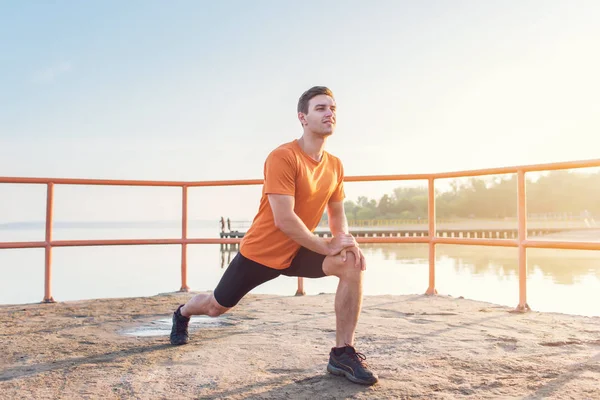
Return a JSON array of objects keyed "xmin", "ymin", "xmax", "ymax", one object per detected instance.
[{"xmin": 298, "ymin": 133, "xmax": 326, "ymax": 162}]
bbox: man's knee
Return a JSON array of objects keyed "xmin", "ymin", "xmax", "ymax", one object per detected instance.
[{"xmin": 323, "ymin": 251, "xmax": 363, "ymax": 280}]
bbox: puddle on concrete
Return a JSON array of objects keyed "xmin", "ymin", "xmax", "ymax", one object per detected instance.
[{"xmin": 121, "ymin": 316, "xmax": 228, "ymax": 337}]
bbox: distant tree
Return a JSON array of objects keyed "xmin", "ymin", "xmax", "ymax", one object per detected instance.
[{"xmin": 343, "ymin": 171, "xmax": 600, "ymax": 220}]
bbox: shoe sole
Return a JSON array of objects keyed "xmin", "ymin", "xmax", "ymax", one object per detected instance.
[
  {"xmin": 169, "ymin": 337, "xmax": 188, "ymax": 345},
  {"xmin": 327, "ymin": 363, "xmax": 378, "ymax": 386}
]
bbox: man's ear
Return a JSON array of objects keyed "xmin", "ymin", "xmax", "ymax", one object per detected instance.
[{"xmin": 298, "ymin": 112, "xmax": 307, "ymax": 125}]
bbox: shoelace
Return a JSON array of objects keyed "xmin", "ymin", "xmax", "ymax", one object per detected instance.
[
  {"xmin": 351, "ymin": 351, "xmax": 368, "ymax": 367},
  {"xmin": 344, "ymin": 345, "xmax": 369, "ymax": 368}
]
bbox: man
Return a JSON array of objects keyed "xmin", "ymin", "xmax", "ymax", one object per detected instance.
[{"xmin": 170, "ymin": 86, "xmax": 378, "ymax": 386}]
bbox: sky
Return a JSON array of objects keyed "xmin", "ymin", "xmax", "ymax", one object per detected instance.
[{"xmin": 1, "ymin": 0, "xmax": 600, "ymax": 223}]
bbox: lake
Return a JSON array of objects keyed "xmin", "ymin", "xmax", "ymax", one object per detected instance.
[{"xmin": 1, "ymin": 226, "xmax": 599, "ymax": 317}]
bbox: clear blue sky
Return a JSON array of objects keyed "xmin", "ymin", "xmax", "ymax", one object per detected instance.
[{"xmin": 1, "ymin": 0, "xmax": 599, "ymax": 222}]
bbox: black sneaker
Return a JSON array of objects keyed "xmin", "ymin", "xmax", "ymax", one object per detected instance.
[
  {"xmin": 327, "ymin": 345, "xmax": 378, "ymax": 386},
  {"xmin": 170, "ymin": 304, "xmax": 190, "ymax": 345}
]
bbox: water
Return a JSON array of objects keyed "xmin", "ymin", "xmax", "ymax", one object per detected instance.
[
  {"xmin": 121, "ymin": 316, "xmax": 228, "ymax": 337},
  {"xmin": 1, "ymin": 226, "xmax": 599, "ymax": 317}
]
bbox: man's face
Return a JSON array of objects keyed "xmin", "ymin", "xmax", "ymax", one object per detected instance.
[{"xmin": 300, "ymin": 94, "xmax": 336, "ymax": 136}]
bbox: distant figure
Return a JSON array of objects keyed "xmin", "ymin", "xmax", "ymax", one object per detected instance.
[
  {"xmin": 582, "ymin": 209, "xmax": 595, "ymax": 228},
  {"xmin": 226, "ymin": 217, "xmax": 231, "ymax": 232},
  {"xmin": 169, "ymin": 86, "xmax": 377, "ymax": 386},
  {"xmin": 220, "ymin": 217, "xmax": 225, "ymax": 233},
  {"xmin": 583, "ymin": 209, "xmax": 591, "ymax": 219}
]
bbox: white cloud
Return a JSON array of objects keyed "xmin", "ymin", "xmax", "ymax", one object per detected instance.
[{"xmin": 31, "ymin": 61, "xmax": 73, "ymax": 84}]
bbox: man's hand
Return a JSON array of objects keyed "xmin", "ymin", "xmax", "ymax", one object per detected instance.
[
  {"xmin": 327, "ymin": 233, "xmax": 357, "ymax": 256},
  {"xmin": 340, "ymin": 246, "xmax": 366, "ymax": 271},
  {"xmin": 329, "ymin": 233, "xmax": 366, "ymax": 271}
]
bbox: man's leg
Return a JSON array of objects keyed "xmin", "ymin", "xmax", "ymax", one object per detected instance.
[
  {"xmin": 181, "ymin": 293, "xmax": 229, "ymax": 318},
  {"xmin": 281, "ymin": 247, "xmax": 378, "ymax": 385},
  {"xmin": 284, "ymin": 247, "xmax": 377, "ymax": 385},
  {"xmin": 170, "ymin": 293, "xmax": 228, "ymax": 345},
  {"xmin": 170, "ymin": 252, "xmax": 280, "ymax": 345},
  {"xmin": 322, "ymin": 251, "xmax": 363, "ymax": 347},
  {"xmin": 284, "ymin": 247, "xmax": 365, "ymax": 348},
  {"xmin": 322, "ymin": 251, "xmax": 378, "ymax": 385}
]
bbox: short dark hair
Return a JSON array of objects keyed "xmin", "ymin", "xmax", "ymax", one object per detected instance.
[{"xmin": 297, "ymin": 86, "xmax": 334, "ymax": 114}]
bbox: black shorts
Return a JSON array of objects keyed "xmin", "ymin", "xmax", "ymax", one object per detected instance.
[{"xmin": 213, "ymin": 247, "xmax": 327, "ymax": 308}]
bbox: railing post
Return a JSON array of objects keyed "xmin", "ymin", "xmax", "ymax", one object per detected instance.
[
  {"xmin": 43, "ymin": 183, "xmax": 55, "ymax": 303},
  {"xmin": 426, "ymin": 177, "xmax": 438, "ymax": 295},
  {"xmin": 179, "ymin": 185, "xmax": 190, "ymax": 292},
  {"xmin": 516, "ymin": 170, "xmax": 530, "ymax": 312},
  {"xmin": 295, "ymin": 277, "xmax": 305, "ymax": 296}
]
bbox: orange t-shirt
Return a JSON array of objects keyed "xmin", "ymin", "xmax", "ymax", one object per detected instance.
[{"xmin": 240, "ymin": 139, "xmax": 345, "ymax": 269}]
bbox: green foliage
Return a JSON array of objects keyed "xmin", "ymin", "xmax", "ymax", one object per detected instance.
[{"xmin": 338, "ymin": 171, "xmax": 600, "ymax": 220}]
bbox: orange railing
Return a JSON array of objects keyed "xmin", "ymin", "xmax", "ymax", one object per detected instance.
[{"xmin": 2, "ymin": 158, "xmax": 600, "ymax": 310}]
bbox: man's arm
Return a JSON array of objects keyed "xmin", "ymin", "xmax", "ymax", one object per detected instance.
[
  {"xmin": 327, "ymin": 200, "xmax": 349, "ymax": 236},
  {"xmin": 268, "ymin": 194, "xmax": 355, "ymax": 256},
  {"xmin": 327, "ymin": 200, "xmax": 365, "ymax": 270}
]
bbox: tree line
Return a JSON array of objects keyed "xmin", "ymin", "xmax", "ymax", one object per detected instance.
[{"xmin": 340, "ymin": 171, "xmax": 600, "ymax": 220}]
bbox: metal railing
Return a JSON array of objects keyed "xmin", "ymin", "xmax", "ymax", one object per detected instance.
[{"xmin": 2, "ymin": 158, "xmax": 600, "ymax": 311}]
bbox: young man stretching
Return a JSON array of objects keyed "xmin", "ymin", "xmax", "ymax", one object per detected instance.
[{"xmin": 170, "ymin": 86, "xmax": 378, "ymax": 386}]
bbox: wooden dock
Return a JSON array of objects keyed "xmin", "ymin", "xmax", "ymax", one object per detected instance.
[
  {"xmin": 218, "ymin": 218, "xmax": 598, "ymax": 249},
  {"xmin": 219, "ymin": 226, "xmax": 598, "ymax": 249},
  {"xmin": 222, "ymin": 227, "xmax": 592, "ymax": 239}
]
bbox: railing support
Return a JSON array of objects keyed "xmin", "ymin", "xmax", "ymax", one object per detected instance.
[
  {"xmin": 43, "ymin": 183, "xmax": 55, "ymax": 303},
  {"xmin": 295, "ymin": 277, "xmax": 305, "ymax": 296},
  {"xmin": 179, "ymin": 185, "xmax": 190, "ymax": 292},
  {"xmin": 425, "ymin": 177, "xmax": 438, "ymax": 295},
  {"xmin": 515, "ymin": 170, "xmax": 530, "ymax": 312}
]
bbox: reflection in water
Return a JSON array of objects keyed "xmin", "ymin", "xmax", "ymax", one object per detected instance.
[
  {"xmin": 369, "ymin": 244, "xmax": 600, "ymax": 285},
  {"xmin": 218, "ymin": 244, "xmax": 600, "ymax": 316},
  {"xmin": 219, "ymin": 244, "xmax": 600, "ymax": 286},
  {"xmin": 220, "ymin": 248, "xmax": 233, "ymax": 268}
]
